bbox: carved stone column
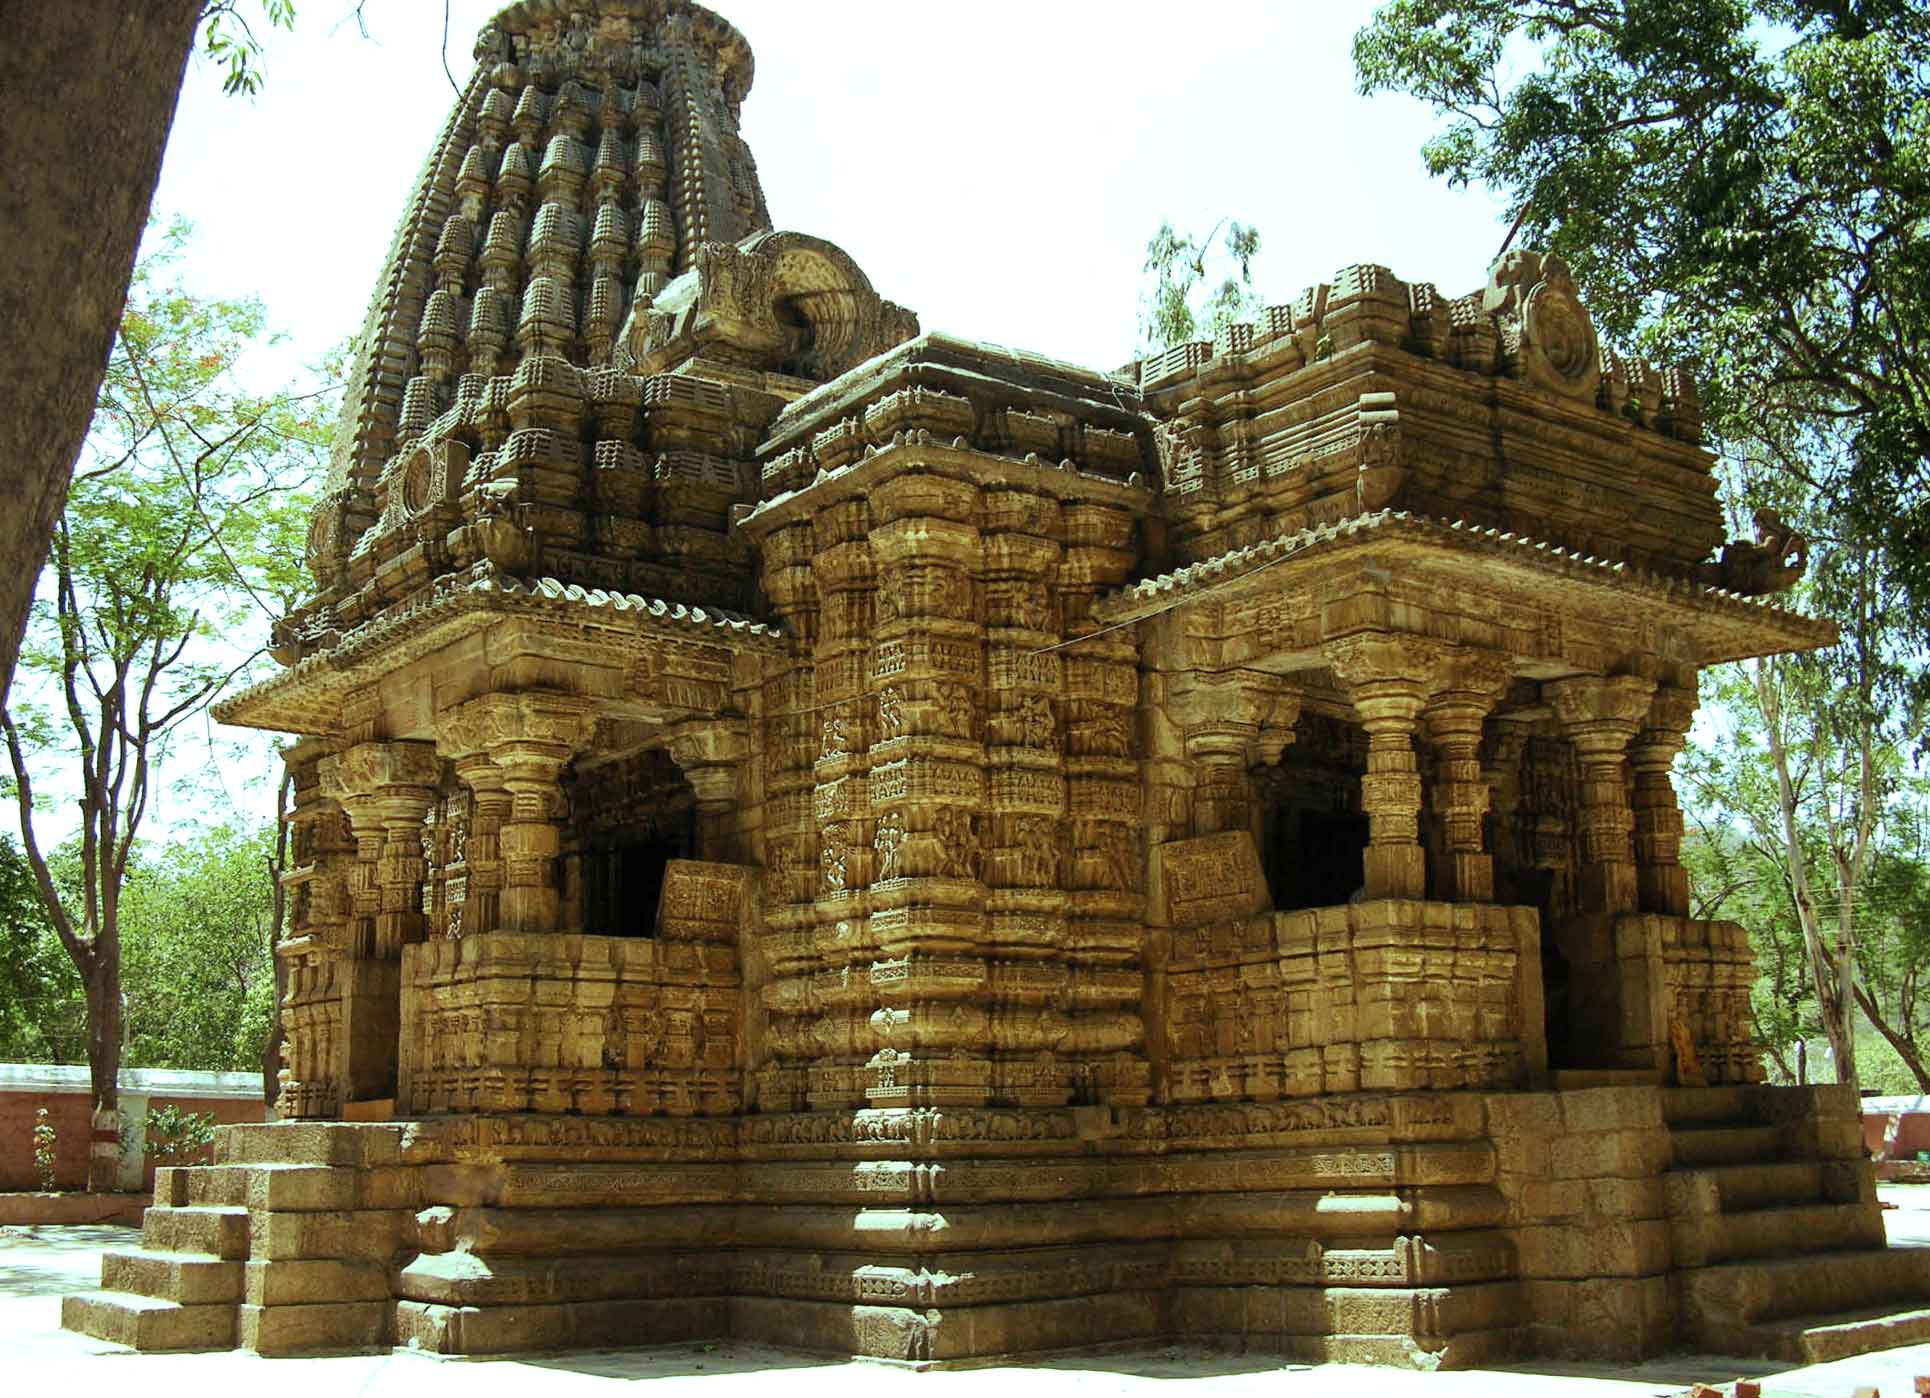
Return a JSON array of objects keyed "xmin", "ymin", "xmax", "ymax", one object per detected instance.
[
  {"xmin": 1481, "ymin": 715, "xmax": 1536, "ymax": 902},
  {"xmin": 753, "ymin": 517, "xmax": 820, "ymax": 1113},
  {"xmin": 806, "ymin": 494, "xmax": 879, "ymax": 1111},
  {"xmin": 1326, "ymin": 634, "xmax": 1441, "ymax": 901},
  {"xmin": 1631, "ymin": 683, "xmax": 1696, "ymax": 917},
  {"xmin": 1546, "ymin": 674, "xmax": 1656, "ymax": 916},
  {"xmin": 664, "ymin": 716, "xmax": 752, "ymax": 859},
  {"xmin": 442, "ymin": 692, "xmax": 598, "ymax": 934},
  {"xmin": 1056, "ymin": 500, "xmax": 1154, "ymax": 1108},
  {"xmin": 317, "ymin": 739, "xmax": 440, "ymax": 1104},
  {"xmin": 451, "ymin": 756, "xmax": 509, "ymax": 937},
  {"xmin": 1166, "ymin": 670, "xmax": 1302, "ymax": 840},
  {"xmin": 865, "ymin": 471, "xmax": 990, "ymax": 1109},
  {"xmin": 275, "ymin": 740, "xmax": 354, "ymax": 1119},
  {"xmin": 1423, "ymin": 649, "xmax": 1514, "ymax": 902}
]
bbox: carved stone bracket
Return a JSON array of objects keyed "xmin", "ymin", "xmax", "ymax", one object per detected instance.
[
  {"xmin": 663, "ymin": 716, "xmax": 753, "ymax": 816},
  {"xmin": 317, "ymin": 740, "xmax": 441, "ymax": 960}
]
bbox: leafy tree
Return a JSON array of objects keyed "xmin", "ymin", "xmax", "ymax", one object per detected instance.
[
  {"xmin": 1353, "ymin": 1, "xmax": 1930, "ymax": 640},
  {"xmin": 1682, "ymin": 818, "xmax": 1814, "ymax": 1081},
  {"xmin": 0, "ymin": 225, "xmax": 328, "ymax": 1187},
  {"xmin": 120, "ymin": 822, "xmax": 281, "ymax": 1072},
  {"xmin": 0, "ymin": 2, "xmax": 299, "ymax": 719},
  {"xmin": 0, "ymin": 834, "xmax": 85, "ymax": 1064},
  {"xmin": 1677, "ymin": 475, "xmax": 1927, "ymax": 1089},
  {"xmin": 1139, "ymin": 219, "xmax": 1264, "ymax": 353}
]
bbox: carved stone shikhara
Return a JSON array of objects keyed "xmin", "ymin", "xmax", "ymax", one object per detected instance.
[{"xmin": 65, "ymin": 0, "xmax": 1930, "ymax": 1373}]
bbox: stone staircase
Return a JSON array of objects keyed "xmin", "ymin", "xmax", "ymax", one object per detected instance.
[
  {"xmin": 1665, "ymin": 1085, "xmax": 1930, "ymax": 1362},
  {"xmin": 62, "ymin": 1124, "xmax": 410, "ymax": 1354}
]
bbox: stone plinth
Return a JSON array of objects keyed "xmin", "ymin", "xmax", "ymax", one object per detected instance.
[{"xmin": 1163, "ymin": 900, "xmax": 1545, "ymax": 1102}]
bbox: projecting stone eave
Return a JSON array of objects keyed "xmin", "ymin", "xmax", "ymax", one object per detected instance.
[
  {"xmin": 216, "ymin": 571, "xmax": 790, "ymax": 736},
  {"xmin": 1094, "ymin": 508, "xmax": 1838, "ymax": 667}
]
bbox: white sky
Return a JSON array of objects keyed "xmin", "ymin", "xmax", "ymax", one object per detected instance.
[
  {"xmin": 129, "ymin": 0, "xmax": 1512, "ymax": 833},
  {"xmin": 155, "ymin": 0, "xmax": 1510, "ymax": 372}
]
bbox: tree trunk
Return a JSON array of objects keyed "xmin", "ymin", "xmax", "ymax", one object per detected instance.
[
  {"xmin": 1757, "ymin": 661, "xmax": 1858, "ymax": 1086},
  {"xmin": 0, "ymin": 2, "xmax": 205, "ymax": 707},
  {"xmin": 83, "ymin": 957, "xmax": 123, "ymax": 1193},
  {"xmin": 1855, "ymin": 983, "xmax": 1930, "ymax": 1094}
]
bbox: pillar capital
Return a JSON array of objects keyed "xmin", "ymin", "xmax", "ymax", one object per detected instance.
[
  {"xmin": 1546, "ymin": 673, "xmax": 1658, "ymax": 749},
  {"xmin": 435, "ymin": 690, "xmax": 600, "ymax": 763},
  {"xmin": 436, "ymin": 691, "xmax": 596, "ymax": 935},
  {"xmin": 1324, "ymin": 631, "xmax": 1449, "ymax": 701},
  {"xmin": 317, "ymin": 739, "xmax": 440, "ymax": 805},
  {"xmin": 1166, "ymin": 670, "xmax": 1301, "ymax": 836}
]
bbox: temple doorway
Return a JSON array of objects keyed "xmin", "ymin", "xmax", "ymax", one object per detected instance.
[
  {"xmin": 566, "ymin": 748, "xmax": 698, "ymax": 936},
  {"xmin": 1259, "ymin": 712, "xmax": 1370, "ymax": 911}
]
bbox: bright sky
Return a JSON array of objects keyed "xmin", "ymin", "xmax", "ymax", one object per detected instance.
[
  {"xmin": 155, "ymin": 0, "xmax": 1510, "ymax": 373},
  {"xmin": 131, "ymin": 0, "xmax": 1512, "ymax": 833}
]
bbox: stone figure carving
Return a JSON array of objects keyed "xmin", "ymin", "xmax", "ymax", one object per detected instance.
[
  {"xmin": 873, "ymin": 812, "xmax": 904, "ymax": 881},
  {"xmin": 1706, "ymin": 505, "xmax": 1810, "ymax": 595}
]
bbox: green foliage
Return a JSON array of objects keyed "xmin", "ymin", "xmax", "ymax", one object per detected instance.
[
  {"xmin": 1354, "ymin": 0, "xmax": 1930, "ymax": 643},
  {"xmin": 140, "ymin": 1104, "xmax": 219, "ymax": 1164},
  {"xmin": 0, "ymin": 833, "xmax": 84, "ymax": 1063},
  {"xmin": 1139, "ymin": 219, "xmax": 1264, "ymax": 353},
  {"xmin": 0, "ymin": 221, "xmax": 331, "ymax": 1101},
  {"xmin": 199, "ymin": 1, "xmax": 297, "ymax": 97},
  {"xmin": 121, "ymin": 823, "xmax": 280, "ymax": 1072}
]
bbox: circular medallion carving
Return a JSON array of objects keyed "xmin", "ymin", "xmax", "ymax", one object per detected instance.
[
  {"xmin": 1521, "ymin": 281, "xmax": 1601, "ymax": 399},
  {"xmin": 402, "ymin": 450, "xmax": 434, "ymax": 515}
]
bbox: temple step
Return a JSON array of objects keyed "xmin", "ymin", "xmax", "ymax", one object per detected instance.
[
  {"xmin": 142, "ymin": 1204, "xmax": 250, "ymax": 1259},
  {"xmin": 98, "ymin": 1248, "xmax": 243, "ymax": 1305},
  {"xmin": 1736, "ymin": 1302, "xmax": 1930, "ymax": 1364},
  {"xmin": 1696, "ymin": 1161, "xmax": 1828, "ymax": 1211},
  {"xmin": 1680, "ymin": 1246, "xmax": 1930, "ymax": 1336},
  {"xmin": 60, "ymin": 1290, "xmax": 237, "ymax": 1351},
  {"xmin": 238, "ymin": 1300, "xmax": 390, "ymax": 1355},
  {"xmin": 1669, "ymin": 1123, "xmax": 1785, "ymax": 1168},
  {"xmin": 1661, "ymin": 1087, "xmax": 1753, "ymax": 1126},
  {"xmin": 1681, "ymin": 1202, "xmax": 1887, "ymax": 1265}
]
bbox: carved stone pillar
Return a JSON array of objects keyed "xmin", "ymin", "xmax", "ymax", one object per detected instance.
[
  {"xmin": 452, "ymin": 756, "xmax": 509, "ymax": 936},
  {"xmin": 753, "ymin": 518, "xmax": 820, "ymax": 1113},
  {"xmin": 1056, "ymin": 500, "xmax": 1154, "ymax": 1108},
  {"xmin": 465, "ymin": 693, "xmax": 598, "ymax": 934},
  {"xmin": 982, "ymin": 493, "xmax": 1073, "ymax": 1107},
  {"xmin": 1423, "ymin": 649, "xmax": 1513, "ymax": 902},
  {"xmin": 1631, "ymin": 683, "xmax": 1696, "ymax": 917},
  {"xmin": 1326, "ymin": 634, "xmax": 1441, "ymax": 901},
  {"xmin": 664, "ymin": 717, "xmax": 752, "ymax": 859},
  {"xmin": 1546, "ymin": 674, "xmax": 1656, "ymax": 916},
  {"xmin": 806, "ymin": 494, "xmax": 879, "ymax": 1111},
  {"xmin": 275, "ymin": 740, "xmax": 354, "ymax": 1119},
  {"xmin": 317, "ymin": 739, "xmax": 440, "ymax": 1104},
  {"xmin": 1167, "ymin": 670, "xmax": 1301, "ymax": 839},
  {"xmin": 865, "ymin": 472, "xmax": 990, "ymax": 1109},
  {"xmin": 1481, "ymin": 715, "xmax": 1535, "ymax": 902}
]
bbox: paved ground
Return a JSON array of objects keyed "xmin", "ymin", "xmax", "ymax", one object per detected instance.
[{"xmin": 8, "ymin": 1192, "xmax": 1930, "ymax": 1397}]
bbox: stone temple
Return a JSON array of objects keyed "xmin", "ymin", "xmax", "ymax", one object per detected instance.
[{"xmin": 64, "ymin": 0, "xmax": 1930, "ymax": 1368}]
